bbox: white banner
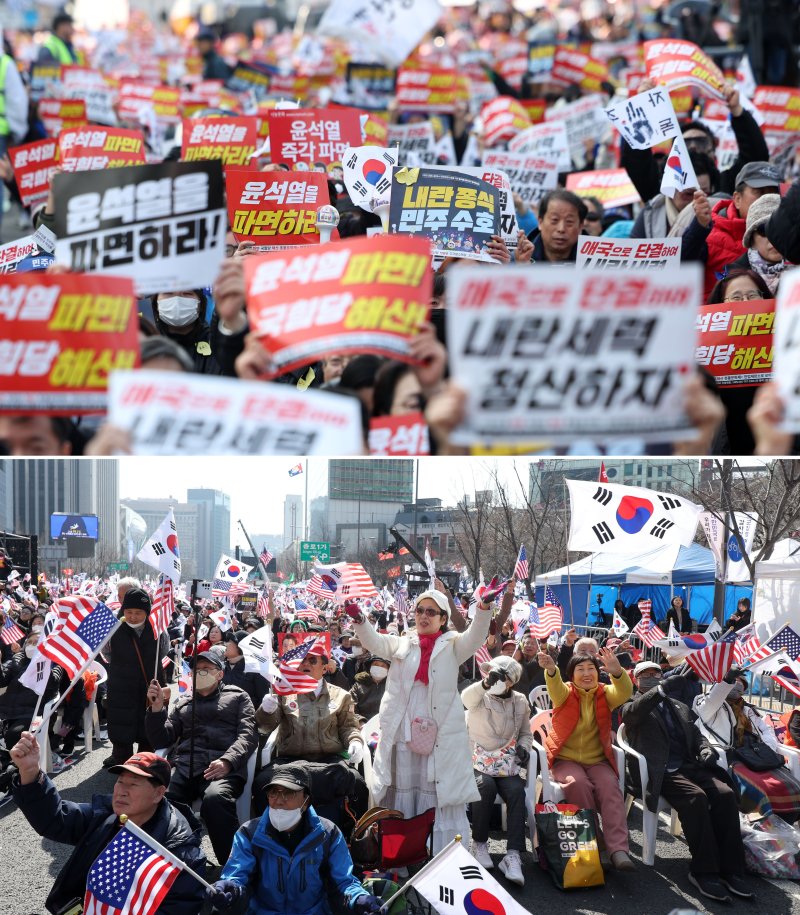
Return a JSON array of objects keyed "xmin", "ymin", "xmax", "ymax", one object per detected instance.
[
  {"xmin": 108, "ymin": 370, "xmax": 365, "ymax": 456},
  {"xmin": 544, "ymin": 94, "xmax": 607, "ymax": 167},
  {"xmin": 575, "ymin": 235, "xmax": 682, "ymax": 269},
  {"xmin": 773, "ymin": 270, "xmax": 800, "ymax": 433},
  {"xmin": 387, "ymin": 122, "xmax": 438, "ymax": 166},
  {"xmin": 446, "ymin": 265, "xmax": 701, "ymax": 444},
  {"xmin": 699, "ymin": 511, "xmax": 725, "ymax": 577},
  {"xmin": 603, "ymin": 87, "xmax": 680, "ymax": 150},
  {"xmin": 508, "ymin": 121, "xmax": 571, "ymax": 171},
  {"xmin": 725, "ymin": 512, "xmax": 757, "ymax": 583},
  {"xmin": 481, "ymin": 150, "xmax": 559, "ymax": 207}
]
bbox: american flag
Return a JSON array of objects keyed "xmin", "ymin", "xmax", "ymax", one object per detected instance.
[
  {"xmin": 633, "ymin": 613, "xmax": 666, "ymax": 649},
  {"xmin": 474, "ymin": 643, "xmax": 492, "ymax": 666},
  {"xmin": 394, "ymin": 586, "xmax": 408, "ymax": 618},
  {"xmin": 514, "ymin": 545, "xmax": 529, "ymax": 581},
  {"xmin": 527, "ymin": 593, "xmax": 563, "ymax": 640},
  {"xmin": 212, "ymin": 580, "xmax": 249, "ymax": 598},
  {"xmin": 260, "ymin": 545, "xmax": 274, "ymax": 568},
  {"xmin": 39, "ymin": 600, "xmax": 119, "ymax": 679},
  {"xmin": 83, "ymin": 822, "xmax": 182, "ymax": 915},
  {"xmin": 149, "ymin": 576, "xmax": 174, "ymax": 639},
  {"xmin": 271, "ymin": 636, "xmax": 320, "ymax": 695},
  {"xmin": 294, "ymin": 599, "xmax": 320, "ymax": 621},
  {"xmin": 684, "ymin": 629, "xmax": 738, "ymax": 683},
  {"xmin": 638, "ymin": 599, "xmax": 652, "ymax": 616},
  {"xmin": 748, "ymin": 624, "xmax": 800, "ymax": 664},
  {"xmin": 0, "ymin": 616, "xmax": 25, "ymax": 646},
  {"xmin": 733, "ymin": 623, "xmax": 761, "ymax": 664},
  {"xmin": 308, "ymin": 563, "xmax": 377, "ymax": 603},
  {"xmin": 257, "ymin": 588, "xmax": 270, "ymax": 619}
]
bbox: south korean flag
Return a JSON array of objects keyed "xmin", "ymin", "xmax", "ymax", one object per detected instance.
[
  {"xmin": 136, "ymin": 508, "xmax": 181, "ymax": 584},
  {"xmin": 342, "ymin": 145, "xmax": 398, "ymax": 213},
  {"xmin": 566, "ymin": 479, "xmax": 702, "ymax": 555}
]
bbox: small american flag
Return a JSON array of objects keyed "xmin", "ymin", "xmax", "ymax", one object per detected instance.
[
  {"xmin": 39, "ymin": 600, "xmax": 120, "ymax": 679},
  {"xmin": 474, "ymin": 643, "xmax": 492, "ymax": 666},
  {"xmin": 394, "ymin": 586, "xmax": 408, "ymax": 618},
  {"xmin": 260, "ymin": 545, "xmax": 274, "ymax": 568},
  {"xmin": 294, "ymin": 599, "xmax": 319, "ymax": 621},
  {"xmin": 748, "ymin": 624, "xmax": 800, "ymax": 664},
  {"xmin": 149, "ymin": 576, "xmax": 174, "ymax": 639},
  {"xmin": 257, "ymin": 588, "xmax": 270, "ymax": 619},
  {"xmin": 684, "ymin": 630, "xmax": 738, "ymax": 683},
  {"xmin": 271, "ymin": 636, "xmax": 320, "ymax": 695},
  {"xmin": 0, "ymin": 616, "xmax": 25, "ymax": 646},
  {"xmin": 514, "ymin": 545, "xmax": 529, "ymax": 580},
  {"xmin": 633, "ymin": 614, "xmax": 666, "ymax": 649},
  {"xmin": 83, "ymin": 822, "xmax": 182, "ymax": 915},
  {"xmin": 527, "ymin": 593, "xmax": 563, "ymax": 640},
  {"xmin": 733, "ymin": 624, "xmax": 761, "ymax": 664}
]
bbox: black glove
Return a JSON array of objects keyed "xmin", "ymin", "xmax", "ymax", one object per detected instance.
[
  {"xmin": 515, "ymin": 745, "xmax": 530, "ymax": 766},
  {"xmin": 206, "ymin": 880, "xmax": 243, "ymax": 909},
  {"xmin": 484, "ymin": 670, "xmax": 505, "ymax": 689},
  {"xmin": 352, "ymin": 894, "xmax": 383, "ymax": 915},
  {"xmin": 723, "ymin": 666, "xmax": 744, "ymax": 684},
  {"xmin": 699, "ymin": 748, "xmax": 720, "ymax": 769},
  {"xmin": 659, "ymin": 675, "xmax": 683, "ymax": 695}
]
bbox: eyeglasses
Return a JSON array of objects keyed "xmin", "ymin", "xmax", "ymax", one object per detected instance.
[
  {"xmin": 267, "ymin": 786, "xmax": 303, "ymax": 800},
  {"xmin": 415, "ymin": 606, "xmax": 443, "ymax": 618},
  {"xmin": 225, "ymin": 244, "xmax": 237, "ymax": 258},
  {"xmin": 303, "ymin": 655, "xmax": 324, "ymax": 665},
  {"xmin": 724, "ymin": 291, "xmax": 762, "ymax": 302},
  {"xmin": 584, "ymin": 213, "xmax": 602, "ymax": 222},
  {"xmin": 683, "ymin": 135, "xmax": 713, "ymax": 152}
]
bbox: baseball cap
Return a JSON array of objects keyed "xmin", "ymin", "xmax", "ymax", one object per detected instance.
[
  {"xmin": 266, "ymin": 764, "xmax": 311, "ymax": 794},
  {"xmin": 735, "ymin": 161, "xmax": 782, "ymax": 190},
  {"xmin": 195, "ymin": 649, "xmax": 224, "ymax": 669},
  {"xmin": 109, "ymin": 752, "xmax": 171, "ymax": 787},
  {"xmin": 633, "ymin": 660, "xmax": 662, "ymax": 678}
]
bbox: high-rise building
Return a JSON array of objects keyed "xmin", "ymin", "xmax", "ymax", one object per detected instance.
[
  {"xmin": 121, "ymin": 498, "xmax": 204, "ymax": 580},
  {"xmin": 283, "ymin": 494, "xmax": 303, "ymax": 548},
  {"xmin": 187, "ymin": 489, "xmax": 231, "ymax": 578}
]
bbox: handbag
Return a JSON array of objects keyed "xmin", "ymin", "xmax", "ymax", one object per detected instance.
[
  {"xmin": 350, "ymin": 807, "xmax": 404, "ymax": 866},
  {"xmin": 409, "ymin": 716, "xmax": 438, "ymax": 755},
  {"xmin": 534, "ymin": 802, "xmax": 605, "ymax": 889},
  {"xmin": 473, "ymin": 739, "xmax": 519, "ymax": 777},
  {"xmin": 731, "ymin": 732, "xmax": 785, "ymax": 772}
]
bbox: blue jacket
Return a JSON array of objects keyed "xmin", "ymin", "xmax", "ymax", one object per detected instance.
[{"xmin": 222, "ymin": 805, "xmax": 368, "ymax": 915}]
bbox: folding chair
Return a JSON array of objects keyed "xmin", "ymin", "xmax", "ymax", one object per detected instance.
[
  {"xmin": 528, "ymin": 685, "xmax": 552, "ymax": 712},
  {"xmin": 377, "ymin": 807, "xmax": 436, "ymax": 871}
]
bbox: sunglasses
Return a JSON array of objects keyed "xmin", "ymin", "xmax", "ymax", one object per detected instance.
[
  {"xmin": 303, "ymin": 655, "xmax": 324, "ymax": 665},
  {"xmin": 415, "ymin": 606, "xmax": 443, "ymax": 618}
]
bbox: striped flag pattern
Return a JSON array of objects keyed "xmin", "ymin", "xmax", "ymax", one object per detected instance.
[
  {"xmin": 526, "ymin": 599, "xmax": 563, "ymax": 640},
  {"xmin": 747, "ymin": 624, "xmax": 800, "ymax": 665},
  {"xmin": 733, "ymin": 623, "xmax": 761, "ymax": 664},
  {"xmin": 684, "ymin": 630, "xmax": 738, "ymax": 683},
  {"xmin": 256, "ymin": 588, "xmax": 270, "ymax": 619},
  {"xmin": 260, "ymin": 545, "xmax": 274, "ymax": 568},
  {"xmin": 514, "ymin": 545, "xmax": 529, "ymax": 580},
  {"xmin": 271, "ymin": 637, "xmax": 320, "ymax": 695},
  {"xmin": 0, "ymin": 616, "xmax": 25, "ymax": 646},
  {"xmin": 39, "ymin": 600, "xmax": 120, "ymax": 680},
  {"xmin": 633, "ymin": 606, "xmax": 666, "ymax": 649},
  {"xmin": 474, "ymin": 643, "xmax": 492, "ymax": 666},
  {"xmin": 149, "ymin": 576, "xmax": 174, "ymax": 639}
]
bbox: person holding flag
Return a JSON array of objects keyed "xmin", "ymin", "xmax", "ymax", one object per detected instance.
[{"xmin": 8, "ymin": 734, "xmax": 207, "ymax": 914}]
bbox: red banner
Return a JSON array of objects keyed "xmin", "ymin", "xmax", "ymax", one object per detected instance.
[
  {"xmin": 369, "ymin": 413, "xmax": 431, "ymax": 455},
  {"xmin": 566, "ymin": 168, "xmax": 641, "ymax": 208},
  {"xmin": 753, "ymin": 87, "xmax": 800, "ymax": 134},
  {"xmin": 38, "ymin": 99, "xmax": 87, "ymax": 137},
  {"xmin": 181, "ymin": 117, "xmax": 258, "ymax": 167},
  {"xmin": 551, "ymin": 46, "xmax": 611, "ymax": 92},
  {"xmin": 9, "ymin": 139, "xmax": 58, "ymax": 208},
  {"xmin": 481, "ymin": 97, "xmax": 532, "ymax": 147},
  {"xmin": 58, "ymin": 127, "xmax": 147, "ymax": 172},
  {"xmin": 226, "ymin": 170, "xmax": 330, "ymax": 247},
  {"xmin": 118, "ymin": 81, "xmax": 182, "ymax": 124},
  {"xmin": 0, "ymin": 273, "xmax": 139, "ymax": 414},
  {"xmin": 395, "ymin": 67, "xmax": 470, "ymax": 113},
  {"xmin": 268, "ymin": 108, "xmax": 363, "ymax": 168},
  {"xmin": 695, "ymin": 299, "xmax": 775, "ymax": 386},
  {"xmin": 643, "ymin": 39, "xmax": 726, "ymax": 99},
  {"xmin": 244, "ymin": 234, "xmax": 431, "ymax": 375}
]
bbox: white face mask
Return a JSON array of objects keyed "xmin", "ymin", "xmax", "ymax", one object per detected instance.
[
  {"xmin": 158, "ymin": 295, "xmax": 199, "ymax": 327},
  {"xmin": 269, "ymin": 805, "xmax": 304, "ymax": 832},
  {"xmin": 126, "ymin": 620, "xmax": 146, "ymax": 631},
  {"xmin": 25, "ymin": 644, "xmax": 38, "ymax": 659},
  {"xmin": 370, "ymin": 666, "xmax": 388, "ymax": 681},
  {"xmin": 488, "ymin": 681, "xmax": 509, "ymax": 696}
]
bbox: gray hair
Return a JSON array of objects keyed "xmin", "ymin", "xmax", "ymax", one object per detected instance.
[
  {"xmin": 116, "ymin": 577, "xmax": 142, "ymax": 594},
  {"xmin": 574, "ymin": 637, "xmax": 599, "ymax": 656}
]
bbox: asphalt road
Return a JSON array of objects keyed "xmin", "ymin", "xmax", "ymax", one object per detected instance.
[{"xmin": 2, "ymin": 730, "xmax": 800, "ymax": 915}]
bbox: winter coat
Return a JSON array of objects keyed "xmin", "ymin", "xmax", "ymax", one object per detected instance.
[
  {"xmin": 256, "ymin": 681, "xmax": 362, "ymax": 758},
  {"xmin": 515, "ymin": 655, "xmax": 546, "ymax": 697},
  {"xmin": 665, "ymin": 606, "xmax": 695, "ymax": 634},
  {"xmin": 146, "ymin": 683, "xmax": 257, "ymax": 777},
  {"xmin": 349, "ymin": 672, "xmax": 386, "ymax": 722},
  {"xmin": 767, "ymin": 177, "xmax": 800, "ymax": 263},
  {"xmin": 462, "ymin": 681, "xmax": 532, "ymax": 754},
  {"xmin": 630, "ymin": 194, "xmax": 670, "ymax": 239},
  {"xmin": 221, "ymin": 806, "xmax": 367, "ymax": 915},
  {"xmin": 0, "ymin": 652, "xmax": 62, "ymax": 724},
  {"xmin": 620, "ymin": 688, "xmax": 718, "ymax": 812},
  {"xmin": 12, "ymin": 772, "xmax": 206, "ymax": 915},
  {"xmin": 351, "ymin": 609, "xmax": 492, "ymax": 808},
  {"xmin": 154, "ymin": 312, "xmax": 246, "ymax": 376},
  {"xmin": 224, "ymin": 656, "xmax": 268, "ymax": 709},
  {"xmin": 106, "ymin": 623, "xmax": 168, "ymax": 747},
  {"xmin": 693, "ymin": 682, "xmax": 779, "ymax": 753},
  {"xmin": 682, "ymin": 197, "xmax": 746, "ymax": 300}
]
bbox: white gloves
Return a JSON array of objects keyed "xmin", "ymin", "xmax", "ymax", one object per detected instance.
[
  {"xmin": 348, "ymin": 740, "xmax": 364, "ymax": 767},
  {"xmin": 260, "ymin": 694, "xmax": 279, "ymax": 714}
]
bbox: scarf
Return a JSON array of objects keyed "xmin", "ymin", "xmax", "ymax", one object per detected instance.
[
  {"xmin": 747, "ymin": 247, "xmax": 788, "ymax": 294},
  {"xmin": 728, "ymin": 696, "xmax": 754, "ymax": 747},
  {"xmin": 415, "ymin": 632, "xmax": 442, "ymax": 685}
]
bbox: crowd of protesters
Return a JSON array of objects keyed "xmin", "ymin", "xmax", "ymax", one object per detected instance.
[
  {"xmin": 3, "ymin": 555, "xmax": 800, "ymax": 910},
  {"xmin": 1, "ymin": 3, "xmax": 800, "ymax": 457}
]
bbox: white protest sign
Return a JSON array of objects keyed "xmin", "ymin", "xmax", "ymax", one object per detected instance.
[
  {"xmin": 317, "ymin": 0, "xmax": 442, "ymax": 68},
  {"xmin": 0, "ymin": 235, "xmax": 46, "ymax": 274},
  {"xmin": 575, "ymin": 235, "xmax": 682, "ymax": 269},
  {"xmin": 545, "ymin": 94, "xmax": 607, "ymax": 167},
  {"xmin": 59, "ymin": 69, "xmax": 118, "ymax": 126},
  {"xmin": 603, "ymin": 87, "xmax": 680, "ymax": 149},
  {"xmin": 508, "ymin": 121, "xmax": 571, "ymax": 171},
  {"xmin": 482, "ymin": 150, "xmax": 559, "ymax": 207},
  {"xmin": 387, "ymin": 122, "xmax": 438, "ymax": 165},
  {"xmin": 108, "ymin": 370, "xmax": 365, "ymax": 456},
  {"xmin": 773, "ymin": 270, "xmax": 800, "ymax": 433},
  {"xmin": 343, "ymin": 146, "xmax": 398, "ymax": 212},
  {"xmin": 446, "ymin": 265, "xmax": 701, "ymax": 444}
]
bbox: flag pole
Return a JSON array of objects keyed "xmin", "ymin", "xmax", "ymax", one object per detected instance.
[
  {"xmin": 561, "ymin": 482, "xmax": 575, "ymax": 627},
  {"xmin": 379, "ymin": 835, "xmax": 462, "ymax": 912},
  {"xmin": 119, "ymin": 816, "xmax": 215, "ymax": 891},
  {"xmin": 153, "ymin": 574, "xmax": 167, "ymax": 682},
  {"xmin": 239, "ymin": 519, "xmax": 270, "ymax": 584}
]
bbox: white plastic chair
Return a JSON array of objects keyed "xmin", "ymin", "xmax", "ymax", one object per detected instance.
[
  {"xmin": 260, "ymin": 728, "xmax": 280, "ymax": 768},
  {"xmin": 529, "ymin": 685, "xmax": 552, "ymax": 712},
  {"xmin": 616, "ymin": 723, "xmax": 681, "ymax": 866},
  {"xmin": 779, "ymin": 743, "xmax": 800, "ymax": 779},
  {"xmin": 81, "ymin": 661, "xmax": 108, "ymax": 754},
  {"xmin": 361, "ymin": 714, "xmax": 380, "ymax": 807},
  {"xmin": 235, "ymin": 750, "xmax": 258, "ymax": 825}
]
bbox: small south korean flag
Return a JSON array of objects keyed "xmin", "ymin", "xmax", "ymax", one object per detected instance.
[{"xmin": 660, "ymin": 133, "xmax": 699, "ymax": 199}]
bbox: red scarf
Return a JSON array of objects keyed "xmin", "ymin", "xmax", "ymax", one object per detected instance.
[{"xmin": 415, "ymin": 632, "xmax": 442, "ymax": 685}]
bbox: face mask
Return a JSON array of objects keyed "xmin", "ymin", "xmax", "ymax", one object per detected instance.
[
  {"xmin": 195, "ymin": 670, "xmax": 219, "ymax": 689},
  {"xmin": 728, "ymin": 684, "xmax": 745, "ymax": 700},
  {"xmin": 488, "ymin": 681, "xmax": 509, "ymax": 696},
  {"xmin": 638, "ymin": 677, "xmax": 660, "ymax": 693},
  {"xmin": 158, "ymin": 295, "xmax": 199, "ymax": 327},
  {"xmin": 269, "ymin": 805, "xmax": 304, "ymax": 832},
  {"xmin": 351, "ymin": 646, "xmax": 364, "ymax": 657},
  {"xmin": 25, "ymin": 645, "xmax": 38, "ymax": 659},
  {"xmin": 370, "ymin": 666, "xmax": 388, "ymax": 681},
  {"xmin": 126, "ymin": 620, "xmax": 146, "ymax": 631}
]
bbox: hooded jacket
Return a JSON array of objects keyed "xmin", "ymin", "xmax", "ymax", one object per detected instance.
[{"xmin": 11, "ymin": 772, "xmax": 206, "ymax": 914}]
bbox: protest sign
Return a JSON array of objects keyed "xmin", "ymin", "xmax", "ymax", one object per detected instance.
[
  {"xmin": 643, "ymin": 39, "xmax": 726, "ymax": 100},
  {"xmin": 227, "ymin": 170, "xmax": 330, "ymax": 247},
  {"xmin": 0, "ymin": 237, "xmax": 43, "ymax": 274},
  {"xmin": 388, "ymin": 167, "xmax": 501, "ymax": 262},
  {"xmin": 576, "ymin": 236, "xmax": 682, "ymax": 269},
  {"xmin": 0, "ymin": 225, "xmax": 55, "ymax": 274},
  {"xmin": 482, "ymin": 151, "xmax": 559, "ymax": 207},
  {"xmin": 544, "ymin": 94, "xmax": 607, "ymax": 166},
  {"xmin": 752, "ymin": 86, "xmax": 800, "ymax": 133},
  {"xmin": 508, "ymin": 121, "xmax": 571, "ymax": 171},
  {"xmin": 30, "ymin": 64, "xmax": 62, "ymax": 101},
  {"xmin": 363, "ymin": 113, "xmax": 390, "ymax": 147},
  {"xmin": 268, "ymin": 108, "xmax": 363, "ymax": 168},
  {"xmin": 346, "ymin": 63, "xmax": 396, "ymax": 110},
  {"xmin": 772, "ymin": 272, "xmax": 800, "ymax": 432},
  {"xmin": 60, "ymin": 66, "xmax": 118, "ymax": 125},
  {"xmin": 446, "ymin": 265, "xmax": 701, "ymax": 444},
  {"xmin": 481, "ymin": 97, "xmax": 531, "ymax": 147},
  {"xmin": 387, "ymin": 122, "xmax": 438, "ymax": 165},
  {"xmin": 551, "ymin": 45, "xmax": 611, "ymax": 92},
  {"xmin": 244, "ymin": 234, "xmax": 431, "ymax": 374},
  {"xmin": 317, "ymin": 0, "xmax": 442, "ymax": 69},
  {"xmin": 9, "ymin": 139, "xmax": 58, "ymax": 209},
  {"xmin": 38, "ymin": 99, "xmax": 87, "ymax": 136},
  {"xmin": 369, "ymin": 413, "xmax": 431, "ymax": 455},
  {"xmin": 58, "ymin": 127, "xmax": 146, "ymax": 172},
  {"xmin": 0, "ymin": 273, "xmax": 138, "ymax": 414},
  {"xmin": 228, "ymin": 61, "xmax": 272, "ymax": 100},
  {"xmin": 567, "ymin": 168, "xmax": 641, "ymax": 208},
  {"xmin": 695, "ymin": 300, "xmax": 774, "ymax": 386},
  {"xmin": 108, "ymin": 370, "xmax": 364, "ymax": 455},
  {"xmin": 117, "ymin": 81, "xmax": 182, "ymax": 124},
  {"xmin": 527, "ymin": 43, "xmax": 555, "ymax": 80},
  {"xmin": 395, "ymin": 67, "xmax": 469, "ymax": 113},
  {"xmin": 180, "ymin": 117, "xmax": 258, "ymax": 167},
  {"xmin": 52, "ymin": 161, "xmax": 226, "ymax": 296},
  {"xmin": 603, "ymin": 87, "xmax": 680, "ymax": 149}
]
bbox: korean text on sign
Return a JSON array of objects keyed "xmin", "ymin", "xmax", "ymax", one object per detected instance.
[
  {"xmin": 268, "ymin": 108, "xmax": 363, "ymax": 167},
  {"xmin": 575, "ymin": 236, "xmax": 682, "ymax": 269},
  {"xmin": 695, "ymin": 300, "xmax": 775, "ymax": 387},
  {"xmin": 369, "ymin": 413, "xmax": 431, "ymax": 456},
  {"xmin": 9, "ymin": 139, "xmax": 58, "ymax": 208},
  {"xmin": 58, "ymin": 128, "xmax": 146, "ymax": 172},
  {"xmin": 181, "ymin": 117, "xmax": 258, "ymax": 167}
]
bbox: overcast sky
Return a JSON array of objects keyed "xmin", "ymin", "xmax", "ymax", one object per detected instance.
[{"xmin": 119, "ymin": 457, "xmax": 534, "ymax": 547}]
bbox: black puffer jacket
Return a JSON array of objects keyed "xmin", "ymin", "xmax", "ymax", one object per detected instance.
[
  {"xmin": 154, "ymin": 312, "xmax": 246, "ymax": 376},
  {"xmin": 349, "ymin": 671, "xmax": 386, "ymax": 722},
  {"xmin": 0, "ymin": 652, "xmax": 63, "ymax": 724},
  {"xmin": 145, "ymin": 683, "xmax": 257, "ymax": 778},
  {"xmin": 12, "ymin": 772, "xmax": 206, "ymax": 915},
  {"xmin": 767, "ymin": 177, "xmax": 800, "ymax": 264},
  {"xmin": 106, "ymin": 624, "xmax": 168, "ymax": 747}
]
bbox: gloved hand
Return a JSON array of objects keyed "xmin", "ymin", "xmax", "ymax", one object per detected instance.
[
  {"xmin": 348, "ymin": 740, "xmax": 364, "ymax": 767},
  {"xmin": 723, "ymin": 666, "xmax": 744, "ymax": 684},
  {"xmin": 483, "ymin": 669, "xmax": 505, "ymax": 689},
  {"xmin": 260, "ymin": 693, "xmax": 279, "ymax": 714},
  {"xmin": 206, "ymin": 879, "xmax": 243, "ymax": 909},
  {"xmin": 659, "ymin": 675, "xmax": 683, "ymax": 695},
  {"xmin": 352, "ymin": 893, "xmax": 383, "ymax": 915},
  {"xmin": 515, "ymin": 745, "xmax": 530, "ymax": 766},
  {"xmin": 699, "ymin": 747, "xmax": 720, "ymax": 769},
  {"xmin": 344, "ymin": 602, "xmax": 365, "ymax": 623}
]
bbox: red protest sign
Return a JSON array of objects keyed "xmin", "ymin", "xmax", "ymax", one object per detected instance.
[
  {"xmin": 118, "ymin": 81, "xmax": 182, "ymax": 124},
  {"xmin": 481, "ymin": 97, "xmax": 532, "ymax": 147},
  {"xmin": 58, "ymin": 127, "xmax": 147, "ymax": 172},
  {"xmin": 566, "ymin": 168, "xmax": 641, "ymax": 208},
  {"xmin": 753, "ymin": 87, "xmax": 800, "ymax": 134},
  {"xmin": 551, "ymin": 45, "xmax": 611, "ymax": 92},
  {"xmin": 395, "ymin": 67, "xmax": 470, "ymax": 113},
  {"xmin": 268, "ymin": 108, "xmax": 362, "ymax": 168},
  {"xmin": 227, "ymin": 170, "xmax": 330, "ymax": 247},
  {"xmin": 244, "ymin": 235, "xmax": 431, "ymax": 376},
  {"xmin": 369, "ymin": 413, "xmax": 431, "ymax": 455},
  {"xmin": 695, "ymin": 299, "xmax": 775, "ymax": 387},
  {"xmin": 9, "ymin": 139, "xmax": 58, "ymax": 208},
  {"xmin": 0, "ymin": 273, "xmax": 140, "ymax": 415},
  {"xmin": 181, "ymin": 117, "xmax": 258, "ymax": 167},
  {"xmin": 38, "ymin": 98, "xmax": 87, "ymax": 137},
  {"xmin": 643, "ymin": 39, "xmax": 726, "ymax": 99}
]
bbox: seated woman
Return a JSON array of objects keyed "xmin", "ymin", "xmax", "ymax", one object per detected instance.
[
  {"xmin": 724, "ymin": 598, "xmax": 751, "ymax": 632},
  {"xmin": 694, "ymin": 672, "xmax": 800, "ymax": 823},
  {"xmin": 538, "ymin": 648, "xmax": 634, "ymax": 871},
  {"xmin": 463, "ymin": 656, "xmax": 531, "ymax": 886}
]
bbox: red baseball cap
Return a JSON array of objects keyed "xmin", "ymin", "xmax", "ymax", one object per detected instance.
[{"xmin": 109, "ymin": 752, "xmax": 171, "ymax": 787}]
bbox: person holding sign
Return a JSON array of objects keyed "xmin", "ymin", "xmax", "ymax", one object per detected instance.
[{"xmin": 515, "ymin": 189, "xmax": 585, "ymax": 265}]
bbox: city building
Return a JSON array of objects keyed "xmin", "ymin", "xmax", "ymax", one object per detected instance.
[
  {"xmin": 187, "ymin": 488, "xmax": 231, "ymax": 579},
  {"xmin": 283, "ymin": 494, "xmax": 303, "ymax": 548},
  {"xmin": 392, "ymin": 498, "xmax": 460, "ymax": 557},
  {"xmin": 121, "ymin": 498, "xmax": 204, "ymax": 580}
]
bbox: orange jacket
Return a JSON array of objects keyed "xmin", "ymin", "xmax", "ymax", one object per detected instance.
[
  {"xmin": 545, "ymin": 681, "xmax": 617, "ymax": 773},
  {"xmin": 781, "ymin": 709, "xmax": 800, "ymax": 747}
]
